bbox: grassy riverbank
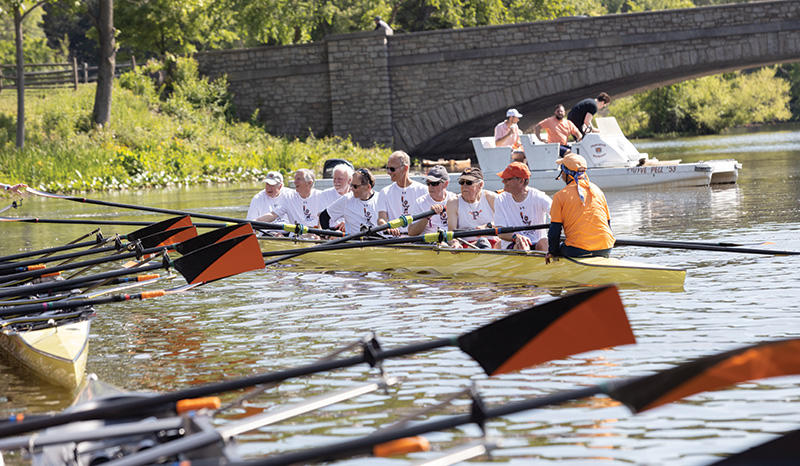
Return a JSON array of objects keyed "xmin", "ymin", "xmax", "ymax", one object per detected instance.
[{"xmin": 0, "ymin": 84, "xmax": 388, "ymax": 192}]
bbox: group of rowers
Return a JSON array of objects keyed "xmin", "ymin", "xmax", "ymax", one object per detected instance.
[{"xmin": 245, "ymin": 148, "xmax": 615, "ymax": 262}]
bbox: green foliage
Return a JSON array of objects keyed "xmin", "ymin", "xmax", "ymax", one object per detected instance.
[
  {"xmin": 0, "ymin": 83, "xmax": 389, "ymax": 192},
  {"xmin": 611, "ymin": 68, "xmax": 791, "ymax": 136}
]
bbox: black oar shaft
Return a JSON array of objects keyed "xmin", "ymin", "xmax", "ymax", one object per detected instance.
[
  {"xmin": 614, "ymin": 238, "xmax": 800, "ymax": 255},
  {"xmin": 31, "ymin": 190, "xmax": 341, "ymax": 237},
  {"xmin": 0, "ymin": 238, "xmax": 111, "ymax": 263},
  {"xmin": 0, "ymin": 338, "xmax": 453, "ymax": 438},
  {"xmin": 0, "ymin": 243, "xmax": 122, "ymax": 274},
  {"xmin": 0, "ymin": 263, "xmax": 163, "ymax": 299},
  {"xmin": 246, "ymin": 385, "xmax": 603, "ymax": 466},
  {"xmin": 1, "ymin": 218, "xmax": 226, "ymax": 228},
  {"xmin": 0, "ymin": 246, "xmax": 170, "ymax": 284},
  {"xmin": 0, "ymin": 290, "xmax": 149, "ymax": 318}
]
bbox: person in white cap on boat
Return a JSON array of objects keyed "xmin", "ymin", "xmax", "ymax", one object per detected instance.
[
  {"xmin": 408, "ymin": 165, "xmax": 456, "ymax": 236},
  {"xmin": 247, "ymin": 171, "xmax": 289, "ymax": 223},
  {"xmin": 495, "ymin": 108, "xmax": 526, "ymax": 163},
  {"xmin": 255, "ymin": 169, "xmax": 328, "ymax": 236}
]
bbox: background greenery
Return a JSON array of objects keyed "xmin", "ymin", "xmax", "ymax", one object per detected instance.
[
  {"xmin": 1, "ymin": 0, "xmax": 798, "ymax": 191},
  {"xmin": 0, "ymin": 57, "xmax": 388, "ymax": 191}
]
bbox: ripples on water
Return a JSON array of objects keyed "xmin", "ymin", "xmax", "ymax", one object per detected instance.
[{"xmin": 2, "ymin": 131, "xmax": 800, "ymax": 465}]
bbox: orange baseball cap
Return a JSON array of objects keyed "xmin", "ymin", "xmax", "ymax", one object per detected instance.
[
  {"xmin": 556, "ymin": 153, "xmax": 588, "ymax": 171},
  {"xmin": 497, "ymin": 162, "xmax": 531, "ymax": 179}
]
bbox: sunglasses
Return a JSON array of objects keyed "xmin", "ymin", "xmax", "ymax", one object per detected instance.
[
  {"xmin": 350, "ymin": 183, "xmax": 363, "ymax": 189},
  {"xmin": 458, "ymin": 179, "xmax": 476, "ymax": 186},
  {"xmin": 387, "ymin": 166, "xmax": 402, "ymax": 172},
  {"xmin": 427, "ymin": 181, "xmax": 442, "ymax": 187}
]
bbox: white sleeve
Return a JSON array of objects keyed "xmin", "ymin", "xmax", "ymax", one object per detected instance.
[
  {"xmin": 493, "ymin": 196, "xmax": 510, "ymax": 226},
  {"xmin": 326, "ymin": 195, "xmax": 346, "ymax": 221},
  {"xmin": 246, "ymin": 195, "xmax": 260, "ymax": 220}
]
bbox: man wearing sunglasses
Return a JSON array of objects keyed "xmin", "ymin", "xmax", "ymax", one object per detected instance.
[
  {"xmin": 378, "ymin": 151, "xmax": 427, "ymax": 236},
  {"xmin": 494, "ymin": 162, "xmax": 551, "ymax": 251},
  {"xmin": 445, "ymin": 167, "xmax": 499, "ymax": 248},
  {"xmin": 320, "ymin": 168, "xmax": 381, "ymax": 234},
  {"xmin": 407, "ymin": 165, "xmax": 456, "ymax": 236}
]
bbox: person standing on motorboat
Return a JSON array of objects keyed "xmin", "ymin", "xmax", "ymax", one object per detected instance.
[
  {"xmin": 545, "ymin": 153, "xmax": 615, "ymax": 263},
  {"xmin": 495, "ymin": 108, "xmax": 526, "ymax": 163},
  {"xmin": 445, "ymin": 167, "xmax": 499, "ymax": 249},
  {"xmin": 567, "ymin": 92, "xmax": 611, "ymax": 136},
  {"xmin": 320, "ymin": 168, "xmax": 381, "ymax": 234},
  {"xmin": 378, "ymin": 151, "xmax": 428, "ymax": 236},
  {"xmin": 408, "ymin": 165, "xmax": 457, "ymax": 236},
  {"xmin": 494, "ymin": 162, "xmax": 551, "ymax": 251},
  {"xmin": 534, "ymin": 104, "xmax": 583, "ymax": 157}
]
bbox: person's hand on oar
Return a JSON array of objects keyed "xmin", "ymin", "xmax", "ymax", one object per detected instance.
[
  {"xmin": 248, "ymin": 338, "xmax": 800, "ymax": 465},
  {"xmin": 0, "ymin": 285, "xmax": 633, "ymax": 438}
]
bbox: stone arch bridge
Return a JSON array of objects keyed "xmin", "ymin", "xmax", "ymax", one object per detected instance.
[{"xmin": 197, "ymin": 0, "xmax": 800, "ymax": 157}]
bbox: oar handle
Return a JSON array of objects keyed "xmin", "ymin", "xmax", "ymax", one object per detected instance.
[{"xmin": 0, "ymin": 237, "xmax": 112, "ymax": 263}]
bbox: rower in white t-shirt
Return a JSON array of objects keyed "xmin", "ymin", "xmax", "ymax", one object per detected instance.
[
  {"xmin": 445, "ymin": 167, "xmax": 499, "ymax": 248},
  {"xmin": 378, "ymin": 151, "xmax": 427, "ymax": 236},
  {"xmin": 317, "ymin": 163, "xmax": 354, "ymax": 230},
  {"xmin": 320, "ymin": 168, "xmax": 381, "ymax": 235},
  {"xmin": 408, "ymin": 165, "xmax": 456, "ymax": 236},
  {"xmin": 247, "ymin": 171, "xmax": 290, "ymax": 226},
  {"xmin": 256, "ymin": 169, "xmax": 326, "ymax": 237},
  {"xmin": 494, "ymin": 162, "xmax": 551, "ymax": 251}
]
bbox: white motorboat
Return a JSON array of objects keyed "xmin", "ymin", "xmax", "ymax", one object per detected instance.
[{"xmin": 471, "ymin": 117, "xmax": 741, "ymax": 192}]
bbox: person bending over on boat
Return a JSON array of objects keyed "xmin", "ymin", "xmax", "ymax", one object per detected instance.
[
  {"xmin": 494, "ymin": 162, "xmax": 551, "ymax": 251},
  {"xmin": 1, "ymin": 183, "xmax": 28, "ymax": 197},
  {"xmin": 408, "ymin": 165, "xmax": 457, "ymax": 237},
  {"xmin": 545, "ymin": 153, "xmax": 615, "ymax": 264},
  {"xmin": 567, "ymin": 92, "xmax": 611, "ymax": 136},
  {"xmin": 320, "ymin": 168, "xmax": 381, "ymax": 234},
  {"xmin": 247, "ymin": 172, "xmax": 290, "ymax": 235},
  {"xmin": 378, "ymin": 150, "xmax": 428, "ymax": 236},
  {"xmin": 445, "ymin": 167, "xmax": 499, "ymax": 249},
  {"xmin": 255, "ymin": 169, "xmax": 327, "ymax": 238},
  {"xmin": 534, "ymin": 104, "xmax": 582, "ymax": 157},
  {"xmin": 317, "ymin": 163, "xmax": 353, "ymax": 232},
  {"xmin": 495, "ymin": 108, "xmax": 526, "ymax": 163}
]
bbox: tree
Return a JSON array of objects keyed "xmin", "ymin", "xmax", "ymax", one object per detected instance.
[
  {"xmin": 0, "ymin": 0, "xmax": 52, "ymax": 149},
  {"xmin": 87, "ymin": 0, "xmax": 113, "ymax": 126}
]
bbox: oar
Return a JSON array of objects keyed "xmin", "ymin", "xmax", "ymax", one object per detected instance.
[
  {"xmin": 0, "ymin": 216, "xmax": 191, "ymax": 264},
  {"xmin": 0, "ymin": 216, "xmax": 226, "ymax": 228},
  {"xmin": 260, "ymin": 224, "xmax": 549, "ymax": 258},
  {"xmin": 25, "ymin": 187, "xmax": 343, "ymax": 237},
  {"xmin": 0, "ymin": 222, "xmax": 255, "ymax": 284},
  {"xmin": 0, "ymin": 200, "xmax": 21, "ymax": 215},
  {"xmin": 0, "ymin": 226, "xmax": 198, "ymax": 284},
  {"xmin": 262, "ymin": 210, "xmax": 438, "ymax": 266},
  {"xmin": 614, "ymin": 238, "xmax": 800, "ymax": 255},
  {"xmin": 709, "ymin": 428, "xmax": 800, "ymax": 465},
  {"xmin": 246, "ymin": 338, "xmax": 800, "ymax": 465},
  {"xmin": 0, "ymin": 229, "xmax": 264, "ymax": 300},
  {"xmin": 0, "ymin": 285, "xmax": 634, "ymax": 437}
]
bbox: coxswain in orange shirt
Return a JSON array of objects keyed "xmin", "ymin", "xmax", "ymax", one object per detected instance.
[{"xmin": 545, "ymin": 153, "xmax": 615, "ymax": 264}]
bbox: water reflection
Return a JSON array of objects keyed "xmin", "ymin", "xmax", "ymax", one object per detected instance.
[{"xmin": 1, "ymin": 131, "xmax": 800, "ymax": 465}]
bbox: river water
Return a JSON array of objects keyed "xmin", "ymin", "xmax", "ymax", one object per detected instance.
[{"xmin": 1, "ymin": 128, "xmax": 799, "ymax": 465}]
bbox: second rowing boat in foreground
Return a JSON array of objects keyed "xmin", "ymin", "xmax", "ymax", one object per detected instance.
[{"xmin": 259, "ymin": 237, "xmax": 686, "ymax": 290}]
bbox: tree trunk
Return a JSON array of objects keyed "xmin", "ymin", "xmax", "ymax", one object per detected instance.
[
  {"xmin": 92, "ymin": 0, "xmax": 115, "ymax": 126},
  {"xmin": 14, "ymin": 7, "xmax": 25, "ymax": 149}
]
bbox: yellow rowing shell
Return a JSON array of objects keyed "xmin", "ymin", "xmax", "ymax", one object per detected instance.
[
  {"xmin": 0, "ymin": 319, "xmax": 90, "ymax": 389},
  {"xmin": 259, "ymin": 237, "xmax": 686, "ymax": 290}
]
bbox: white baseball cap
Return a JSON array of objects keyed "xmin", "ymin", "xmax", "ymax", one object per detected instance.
[
  {"xmin": 506, "ymin": 108, "xmax": 523, "ymax": 118},
  {"xmin": 264, "ymin": 171, "xmax": 284, "ymax": 186}
]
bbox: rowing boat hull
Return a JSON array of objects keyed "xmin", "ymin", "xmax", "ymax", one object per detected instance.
[
  {"xmin": 0, "ymin": 319, "xmax": 90, "ymax": 389},
  {"xmin": 259, "ymin": 238, "xmax": 686, "ymax": 290}
]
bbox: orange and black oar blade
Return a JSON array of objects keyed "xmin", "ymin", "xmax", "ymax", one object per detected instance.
[
  {"xmin": 137, "ymin": 225, "xmax": 198, "ymax": 249},
  {"xmin": 605, "ymin": 338, "xmax": 800, "ymax": 413},
  {"xmin": 710, "ymin": 428, "xmax": 800, "ymax": 465},
  {"xmin": 126, "ymin": 215, "xmax": 193, "ymax": 242},
  {"xmin": 174, "ymin": 223, "xmax": 254, "ymax": 255},
  {"xmin": 172, "ymin": 234, "xmax": 265, "ymax": 284},
  {"xmin": 457, "ymin": 285, "xmax": 634, "ymax": 376}
]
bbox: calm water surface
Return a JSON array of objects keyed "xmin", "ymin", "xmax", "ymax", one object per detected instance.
[{"xmin": 1, "ymin": 129, "xmax": 799, "ymax": 465}]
